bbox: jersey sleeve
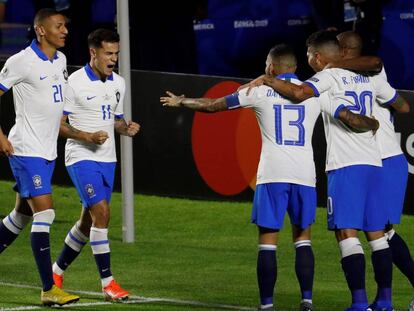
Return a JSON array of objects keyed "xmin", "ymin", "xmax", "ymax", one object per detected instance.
[
  {"xmin": 303, "ymin": 70, "xmax": 335, "ymax": 97},
  {"xmin": 224, "ymin": 87, "xmax": 260, "ymax": 110},
  {"xmin": 63, "ymin": 82, "xmax": 76, "ymax": 115},
  {"xmin": 114, "ymin": 77, "xmax": 125, "ymax": 119},
  {"xmin": 0, "ymin": 52, "xmax": 30, "ymax": 92},
  {"xmin": 371, "ymin": 75, "xmax": 398, "ymax": 107}
]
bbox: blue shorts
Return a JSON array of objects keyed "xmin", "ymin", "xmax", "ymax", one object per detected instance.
[
  {"xmin": 252, "ymin": 182, "xmax": 317, "ymax": 230},
  {"xmin": 9, "ymin": 156, "xmax": 55, "ymax": 198},
  {"xmin": 327, "ymin": 165, "xmax": 384, "ymax": 232},
  {"xmin": 66, "ymin": 161, "xmax": 116, "ymax": 208},
  {"xmin": 377, "ymin": 154, "xmax": 408, "ymax": 225}
]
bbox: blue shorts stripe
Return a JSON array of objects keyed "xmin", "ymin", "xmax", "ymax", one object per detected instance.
[
  {"xmin": 69, "ymin": 231, "xmax": 87, "ymax": 246},
  {"xmin": 90, "ymin": 240, "xmax": 109, "ymax": 246}
]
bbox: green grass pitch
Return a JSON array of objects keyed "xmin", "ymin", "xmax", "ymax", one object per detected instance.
[{"xmin": 0, "ymin": 180, "xmax": 412, "ymax": 310}]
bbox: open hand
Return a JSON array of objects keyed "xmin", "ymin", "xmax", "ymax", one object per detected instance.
[{"xmin": 160, "ymin": 91, "xmax": 185, "ymax": 107}]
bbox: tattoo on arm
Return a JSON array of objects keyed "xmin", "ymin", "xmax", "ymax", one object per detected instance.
[
  {"xmin": 181, "ymin": 97, "xmax": 227, "ymax": 112},
  {"xmin": 340, "ymin": 109, "xmax": 379, "ymax": 132}
]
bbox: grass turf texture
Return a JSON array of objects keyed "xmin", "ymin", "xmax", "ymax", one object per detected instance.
[{"xmin": 0, "ymin": 180, "xmax": 412, "ymax": 310}]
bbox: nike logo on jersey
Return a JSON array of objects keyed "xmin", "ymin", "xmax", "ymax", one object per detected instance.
[
  {"xmin": 87, "ymin": 96, "xmax": 96, "ymax": 100},
  {"xmin": 40, "ymin": 247, "xmax": 50, "ymax": 251},
  {"xmin": 39, "ymin": 75, "xmax": 47, "ymax": 80}
]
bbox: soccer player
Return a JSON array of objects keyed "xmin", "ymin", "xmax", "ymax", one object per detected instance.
[
  {"xmin": 0, "ymin": 8, "xmax": 79, "ymax": 306},
  {"xmin": 244, "ymin": 30, "xmax": 400, "ymax": 311},
  {"xmin": 337, "ymin": 31, "xmax": 413, "ymax": 311},
  {"xmin": 51, "ymin": 28, "xmax": 140, "ymax": 301},
  {"xmin": 161, "ymin": 44, "xmax": 376, "ymax": 311}
]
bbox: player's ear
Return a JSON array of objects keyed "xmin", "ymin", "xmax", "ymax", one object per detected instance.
[
  {"xmin": 89, "ymin": 47, "xmax": 96, "ymax": 58},
  {"xmin": 35, "ymin": 24, "xmax": 46, "ymax": 37}
]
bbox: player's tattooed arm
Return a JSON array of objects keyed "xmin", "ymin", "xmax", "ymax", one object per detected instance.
[
  {"xmin": 59, "ymin": 115, "xmax": 109, "ymax": 145},
  {"xmin": 338, "ymin": 108, "xmax": 379, "ymax": 134},
  {"xmin": 389, "ymin": 95, "xmax": 410, "ymax": 113},
  {"xmin": 115, "ymin": 118, "xmax": 140, "ymax": 137},
  {"xmin": 161, "ymin": 91, "xmax": 227, "ymax": 112}
]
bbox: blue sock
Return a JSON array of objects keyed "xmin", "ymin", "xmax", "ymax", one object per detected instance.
[
  {"xmin": 94, "ymin": 253, "xmax": 112, "ymax": 279},
  {"xmin": 31, "ymin": 232, "xmax": 54, "ymax": 291},
  {"xmin": 0, "ymin": 210, "xmax": 31, "ymax": 253},
  {"xmin": 56, "ymin": 244, "xmax": 81, "ymax": 271},
  {"xmin": 341, "ymin": 254, "xmax": 368, "ymax": 306},
  {"xmin": 55, "ymin": 222, "xmax": 88, "ymax": 272},
  {"xmin": 371, "ymin": 248, "xmax": 392, "ymax": 304},
  {"xmin": 90, "ymin": 227, "xmax": 112, "ymax": 281},
  {"xmin": 31, "ymin": 210, "xmax": 55, "ymax": 291},
  {"xmin": 295, "ymin": 242, "xmax": 314, "ymax": 300},
  {"xmin": 0, "ymin": 221, "xmax": 18, "ymax": 253},
  {"xmin": 257, "ymin": 245, "xmax": 277, "ymax": 306},
  {"xmin": 388, "ymin": 231, "xmax": 414, "ymax": 287}
]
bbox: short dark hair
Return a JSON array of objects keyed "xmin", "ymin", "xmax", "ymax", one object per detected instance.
[
  {"xmin": 34, "ymin": 8, "xmax": 64, "ymax": 26},
  {"xmin": 269, "ymin": 44, "xmax": 296, "ymax": 60},
  {"xmin": 88, "ymin": 29, "xmax": 120, "ymax": 49},
  {"xmin": 306, "ymin": 30, "xmax": 339, "ymax": 49}
]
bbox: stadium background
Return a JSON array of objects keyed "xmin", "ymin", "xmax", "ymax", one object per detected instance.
[{"xmin": 0, "ymin": 0, "xmax": 413, "ymax": 210}]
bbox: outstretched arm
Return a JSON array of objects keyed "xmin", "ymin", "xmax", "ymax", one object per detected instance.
[
  {"xmin": 261, "ymin": 76, "xmax": 316, "ymax": 102},
  {"xmin": 115, "ymin": 118, "xmax": 140, "ymax": 137},
  {"xmin": 160, "ymin": 91, "xmax": 227, "ymax": 112},
  {"xmin": 338, "ymin": 108, "xmax": 379, "ymax": 133},
  {"xmin": 325, "ymin": 56, "xmax": 382, "ymax": 73},
  {"xmin": 59, "ymin": 115, "xmax": 109, "ymax": 145}
]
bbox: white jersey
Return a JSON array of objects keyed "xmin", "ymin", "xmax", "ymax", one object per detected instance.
[
  {"xmin": 0, "ymin": 40, "xmax": 67, "ymax": 160},
  {"xmin": 371, "ymin": 68, "xmax": 402, "ymax": 159},
  {"xmin": 305, "ymin": 68, "xmax": 397, "ymax": 171},
  {"xmin": 63, "ymin": 64, "xmax": 125, "ymax": 166},
  {"xmin": 226, "ymin": 73, "xmax": 321, "ymax": 187}
]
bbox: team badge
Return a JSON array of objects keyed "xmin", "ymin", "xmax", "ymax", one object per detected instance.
[
  {"xmin": 63, "ymin": 69, "xmax": 68, "ymax": 81},
  {"xmin": 115, "ymin": 90, "xmax": 120, "ymax": 103},
  {"xmin": 85, "ymin": 184, "xmax": 95, "ymax": 198},
  {"xmin": 32, "ymin": 175, "xmax": 42, "ymax": 189}
]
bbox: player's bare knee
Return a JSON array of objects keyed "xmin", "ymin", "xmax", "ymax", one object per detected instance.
[
  {"xmin": 365, "ymin": 230, "xmax": 385, "ymax": 242},
  {"xmin": 258, "ymin": 226, "xmax": 278, "ymax": 245},
  {"xmin": 292, "ymin": 225, "xmax": 311, "ymax": 242},
  {"xmin": 335, "ymin": 228, "xmax": 358, "ymax": 242}
]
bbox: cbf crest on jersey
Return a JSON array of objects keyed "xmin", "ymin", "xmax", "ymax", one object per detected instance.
[
  {"xmin": 85, "ymin": 183, "xmax": 96, "ymax": 198},
  {"xmin": 115, "ymin": 90, "xmax": 121, "ymax": 103},
  {"xmin": 32, "ymin": 175, "xmax": 42, "ymax": 189},
  {"xmin": 63, "ymin": 69, "xmax": 68, "ymax": 81}
]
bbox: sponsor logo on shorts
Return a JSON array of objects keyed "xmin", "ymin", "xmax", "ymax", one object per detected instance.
[
  {"xmin": 32, "ymin": 175, "xmax": 42, "ymax": 189},
  {"xmin": 85, "ymin": 184, "xmax": 96, "ymax": 198}
]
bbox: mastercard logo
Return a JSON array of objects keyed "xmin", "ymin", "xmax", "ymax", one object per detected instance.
[{"xmin": 191, "ymin": 81, "xmax": 262, "ymax": 196}]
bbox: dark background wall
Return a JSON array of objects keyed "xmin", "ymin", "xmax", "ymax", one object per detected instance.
[{"xmin": 0, "ymin": 69, "xmax": 413, "ymax": 213}]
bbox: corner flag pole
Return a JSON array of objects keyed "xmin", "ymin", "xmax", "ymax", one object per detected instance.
[{"xmin": 117, "ymin": 0, "xmax": 135, "ymax": 243}]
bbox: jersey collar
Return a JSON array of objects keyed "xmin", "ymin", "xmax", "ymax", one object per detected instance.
[
  {"xmin": 30, "ymin": 40, "xmax": 59, "ymax": 62},
  {"xmin": 84, "ymin": 63, "xmax": 114, "ymax": 82},
  {"xmin": 276, "ymin": 73, "xmax": 298, "ymax": 80}
]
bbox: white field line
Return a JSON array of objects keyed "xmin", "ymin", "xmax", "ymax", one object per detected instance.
[{"xmin": 0, "ymin": 281, "xmax": 256, "ymax": 311}]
